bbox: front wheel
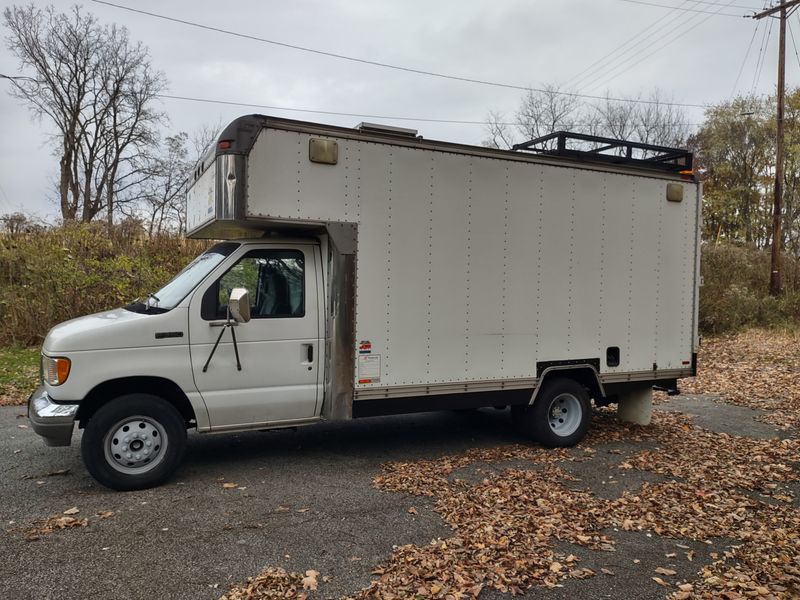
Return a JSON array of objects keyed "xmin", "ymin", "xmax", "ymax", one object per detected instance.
[
  {"xmin": 515, "ymin": 378, "xmax": 591, "ymax": 447},
  {"xmin": 81, "ymin": 394, "xmax": 187, "ymax": 491}
]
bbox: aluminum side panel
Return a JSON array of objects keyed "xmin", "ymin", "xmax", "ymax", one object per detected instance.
[
  {"xmin": 504, "ymin": 162, "xmax": 541, "ymax": 377},
  {"xmin": 465, "ymin": 157, "xmax": 507, "ymax": 379},
  {"xmin": 428, "ymin": 153, "xmax": 470, "ymax": 381}
]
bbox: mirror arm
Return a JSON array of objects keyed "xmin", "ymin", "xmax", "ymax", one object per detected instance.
[{"xmin": 202, "ymin": 307, "xmax": 243, "ymax": 373}]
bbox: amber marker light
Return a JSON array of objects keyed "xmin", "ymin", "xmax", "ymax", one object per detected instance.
[{"xmin": 44, "ymin": 356, "xmax": 71, "ymax": 385}]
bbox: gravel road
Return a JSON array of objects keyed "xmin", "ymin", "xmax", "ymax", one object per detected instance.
[{"xmin": 0, "ymin": 396, "xmax": 787, "ymax": 600}]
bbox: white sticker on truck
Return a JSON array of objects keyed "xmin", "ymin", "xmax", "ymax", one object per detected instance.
[{"xmin": 357, "ymin": 354, "xmax": 381, "ymax": 383}]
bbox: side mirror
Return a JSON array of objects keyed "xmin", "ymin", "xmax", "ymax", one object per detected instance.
[{"xmin": 228, "ymin": 288, "xmax": 251, "ymax": 323}]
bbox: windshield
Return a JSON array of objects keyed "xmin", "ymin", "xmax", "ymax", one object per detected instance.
[{"xmin": 132, "ymin": 242, "xmax": 240, "ymax": 312}]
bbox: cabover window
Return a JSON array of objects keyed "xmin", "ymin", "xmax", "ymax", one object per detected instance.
[{"xmin": 203, "ymin": 250, "xmax": 305, "ymax": 320}]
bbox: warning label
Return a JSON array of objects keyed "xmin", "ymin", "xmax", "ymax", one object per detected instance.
[{"xmin": 357, "ymin": 354, "xmax": 381, "ymax": 383}]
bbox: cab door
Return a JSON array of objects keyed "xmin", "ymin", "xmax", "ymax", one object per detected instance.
[{"xmin": 188, "ymin": 244, "xmax": 321, "ymax": 430}]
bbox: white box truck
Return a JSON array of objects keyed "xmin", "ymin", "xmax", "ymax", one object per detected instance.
[{"xmin": 29, "ymin": 115, "xmax": 700, "ymax": 490}]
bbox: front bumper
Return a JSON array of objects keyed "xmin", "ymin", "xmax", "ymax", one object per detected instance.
[{"xmin": 27, "ymin": 386, "xmax": 78, "ymax": 447}]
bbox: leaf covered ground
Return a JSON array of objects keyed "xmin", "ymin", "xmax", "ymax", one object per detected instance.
[
  {"xmin": 220, "ymin": 329, "xmax": 800, "ymax": 600},
  {"xmin": 681, "ymin": 329, "xmax": 800, "ymax": 431}
]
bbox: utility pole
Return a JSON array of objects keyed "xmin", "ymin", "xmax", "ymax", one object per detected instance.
[{"xmin": 753, "ymin": 1, "xmax": 800, "ymax": 296}]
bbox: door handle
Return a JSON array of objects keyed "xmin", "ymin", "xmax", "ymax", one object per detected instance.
[{"xmin": 304, "ymin": 344, "xmax": 314, "ymax": 363}]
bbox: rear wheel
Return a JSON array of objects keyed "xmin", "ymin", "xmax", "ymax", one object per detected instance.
[
  {"xmin": 516, "ymin": 378, "xmax": 591, "ymax": 447},
  {"xmin": 81, "ymin": 394, "xmax": 187, "ymax": 491}
]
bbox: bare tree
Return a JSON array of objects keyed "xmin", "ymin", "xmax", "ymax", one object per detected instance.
[
  {"xmin": 482, "ymin": 111, "xmax": 515, "ymax": 150},
  {"xmin": 140, "ymin": 133, "xmax": 190, "ymax": 238},
  {"xmin": 121, "ymin": 123, "xmax": 221, "ymax": 237},
  {"xmin": 3, "ymin": 4, "xmax": 166, "ymax": 223},
  {"xmin": 190, "ymin": 119, "xmax": 223, "ymax": 160},
  {"xmin": 515, "ymin": 84, "xmax": 582, "ymax": 147},
  {"xmin": 484, "ymin": 86, "xmax": 690, "ymax": 157}
]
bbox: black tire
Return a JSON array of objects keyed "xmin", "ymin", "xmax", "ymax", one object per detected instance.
[
  {"xmin": 516, "ymin": 378, "xmax": 591, "ymax": 447},
  {"xmin": 81, "ymin": 394, "xmax": 187, "ymax": 491}
]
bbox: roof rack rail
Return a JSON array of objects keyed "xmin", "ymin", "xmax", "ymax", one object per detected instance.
[{"xmin": 512, "ymin": 131, "xmax": 693, "ymax": 173}]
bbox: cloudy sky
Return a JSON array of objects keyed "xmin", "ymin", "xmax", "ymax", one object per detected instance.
[{"xmin": 0, "ymin": 0, "xmax": 795, "ymax": 219}]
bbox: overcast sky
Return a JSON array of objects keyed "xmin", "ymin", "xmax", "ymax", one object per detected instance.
[{"xmin": 0, "ymin": 0, "xmax": 795, "ymax": 220}]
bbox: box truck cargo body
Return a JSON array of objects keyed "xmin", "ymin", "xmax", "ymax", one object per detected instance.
[{"xmin": 29, "ymin": 115, "xmax": 700, "ymax": 490}]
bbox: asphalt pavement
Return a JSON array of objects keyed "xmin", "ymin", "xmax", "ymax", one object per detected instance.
[{"xmin": 0, "ymin": 396, "xmax": 787, "ymax": 600}]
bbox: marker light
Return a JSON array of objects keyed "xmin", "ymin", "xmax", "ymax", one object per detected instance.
[{"xmin": 42, "ymin": 355, "xmax": 71, "ymax": 386}]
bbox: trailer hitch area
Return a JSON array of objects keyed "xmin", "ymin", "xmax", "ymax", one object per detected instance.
[{"xmin": 652, "ymin": 384, "xmax": 680, "ymax": 396}]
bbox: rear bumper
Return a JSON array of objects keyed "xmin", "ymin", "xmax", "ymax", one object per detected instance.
[{"xmin": 27, "ymin": 386, "xmax": 78, "ymax": 447}]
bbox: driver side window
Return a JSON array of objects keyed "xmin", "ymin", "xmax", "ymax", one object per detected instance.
[{"xmin": 208, "ymin": 249, "xmax": 305, "ymax": 320}]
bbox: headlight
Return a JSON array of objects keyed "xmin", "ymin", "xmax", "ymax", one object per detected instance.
[{"xmin": 42, "ymin": 355, "xmax": 71, "ymax": 386}]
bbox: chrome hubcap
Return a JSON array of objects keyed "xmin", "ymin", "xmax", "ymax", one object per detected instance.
[
  {"xmin": 104, "ymin": 416, "xmax": 168, "ymax": 474},
  {"xmin": 547, "ymin": 393, "xmax": 582, "ymax": 437}
]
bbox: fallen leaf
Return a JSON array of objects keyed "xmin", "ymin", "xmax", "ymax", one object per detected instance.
[
  {"xmin": 63, "ymin": 507, "xmax": 79, "ymax": 515},
  {"xmin": 301, "ymin": 569, "xmax": 319, "ymax": 591},
  {"xmin": 222, "ymin": 482, "xmax": 237, "ymax": 489}
]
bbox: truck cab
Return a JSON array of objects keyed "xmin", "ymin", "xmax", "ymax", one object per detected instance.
[{"xmin": 30, "ymin": 238, "xmax": 327, "ymax": 490}]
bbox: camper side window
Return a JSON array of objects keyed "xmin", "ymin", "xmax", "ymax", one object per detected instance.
[{"xmin": 214, "ymin": 249, "xmax": 305, "ymax": 319}]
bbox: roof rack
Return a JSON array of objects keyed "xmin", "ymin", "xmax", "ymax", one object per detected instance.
[{"xmin": 512, "ymin": 131, "xmax": 693, "ymax": 174}]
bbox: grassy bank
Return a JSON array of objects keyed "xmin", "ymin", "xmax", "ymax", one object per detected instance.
[{"xmin": 0, "ymin": 346, "xmax": 39, "ymax": 406}]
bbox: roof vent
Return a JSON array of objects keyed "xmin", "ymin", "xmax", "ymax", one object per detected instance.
[{"xmin": 356, "ymin": 122, "xmax": 419, "ymax": 138}]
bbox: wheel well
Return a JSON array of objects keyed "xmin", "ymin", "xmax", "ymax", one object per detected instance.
[
  {"xmin": 76, "ymin": 377, "xmax": 196, "ymax": 428},
  {"xmin": 534, "ymin": 367, "xmax": 605, "ymax": 404}
]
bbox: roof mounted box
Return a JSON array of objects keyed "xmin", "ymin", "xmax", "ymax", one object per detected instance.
[{"xmin": 356, "ymin": 122, "xmax": 418, "ymax": 138}]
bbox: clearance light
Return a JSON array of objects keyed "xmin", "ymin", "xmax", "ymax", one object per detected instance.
[
  {"xmin": 218, "ymin": 140, "xmax": 232, "ymax": 150},
  {"xmin": 43, "ymin": 355, "xmax": 71, "ymax": 386}
]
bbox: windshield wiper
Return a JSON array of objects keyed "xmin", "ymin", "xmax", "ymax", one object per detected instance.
[{"xmin": 148, "ymin": 293, "xmax": 161, "ymax": 306}]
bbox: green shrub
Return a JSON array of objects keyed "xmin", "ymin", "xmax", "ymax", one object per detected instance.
[
  {"xmin": 699, "ymin": 243, "xmax": 800, "ymax": 334},
  {"xmin": 1, "ymin": 225, "xmax": 798, "ymax": 343},
  {"xmin": 0, "ymin": 223, "xmax": 208, "ymax": 345}
]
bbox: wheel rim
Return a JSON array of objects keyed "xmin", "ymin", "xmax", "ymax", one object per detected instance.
[
  {"xmin": 547, "ymin": 393, "xmax": 583, "ymax": 437},
  {"xmin": 103, "ymin": 415, "xmax": 168, "ymax": 475}
]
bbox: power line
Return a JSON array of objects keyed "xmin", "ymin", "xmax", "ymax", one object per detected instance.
[
  {"xmin": 730, "ymin": 19, "xmax": 762, "ymax": 97},
  {"xmin": 790, "ymin": 14, "xmax": 800, "ymax": 69},
  {"xmin": 565, "ymin": 0, "xmax": 694, "ymax": 88},
  {"xmin": 156, "ymin": 93, "xmax": 514, "ymax": 126},
  {"xmin": 88, "ymin": 0, "xmax": 709, "ymax": 108},
  {"xmin": 644, "ymin": 0, "xmax": 761, "ymax": 7},
  {"xmin": 614, "ymin": 0, "xmax": 753, "ymax": 16},
  {"xmin": 569, "ymin": 0, "xmax": 702, "ymax": 91},
  {"xmin": 577, "ymin": 4, "xmax": 705, "ymax": 91},
  {"xmin": 584, "ymin": 0, "xmax": 744, "ymax": 93},
  {"xmin": 156, "ymin": 92, "xmax": 704, "ymax": 128},
  {"xmin": 750, "ymin": 15, "xmax": 774, "ymax": 95}
]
